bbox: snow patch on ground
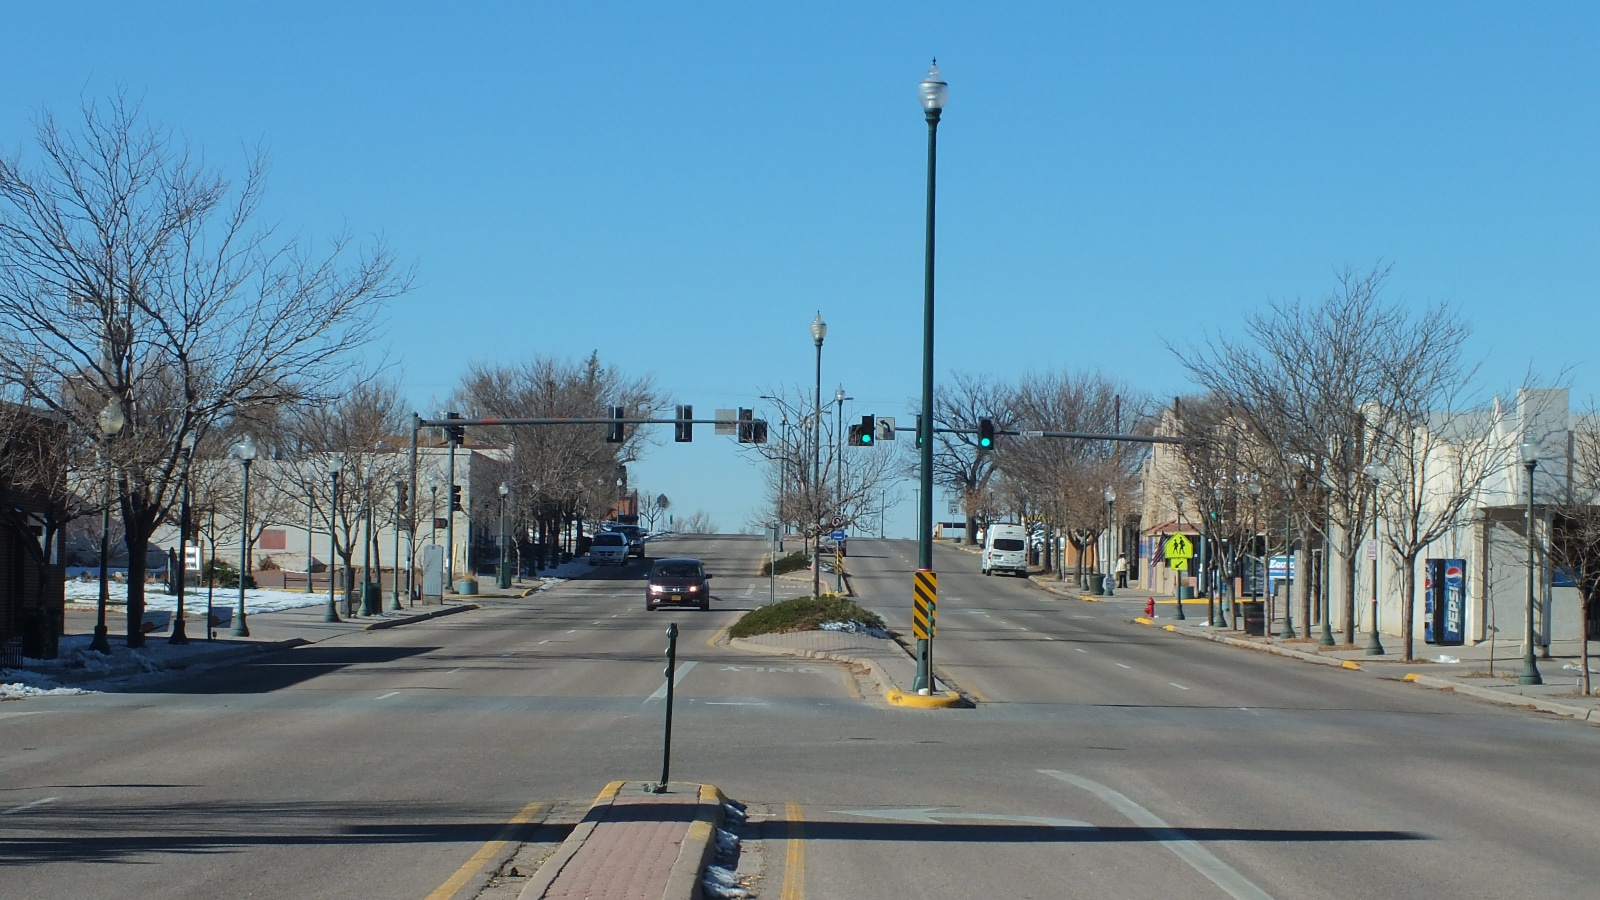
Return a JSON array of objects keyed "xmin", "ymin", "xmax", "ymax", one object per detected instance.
[
  {"xmin": 65, "ymin": 580, "xmax": 329, "ymax": 614},
  {"xmin": 819, "ymin": 620, "xmax": 890, "ymax": 640}
]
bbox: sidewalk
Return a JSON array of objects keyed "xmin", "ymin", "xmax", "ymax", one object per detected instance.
[
  {"xmin": 518, "ymin": 781, "xmax": 727, "ymax": 900},
  {"xmin": 1032, "ymin": 577, "xmax": 1600, "ymax": 726},
  {"xmin": 0, "ymin": 576, "xmax": 549, "ymax": 695}
]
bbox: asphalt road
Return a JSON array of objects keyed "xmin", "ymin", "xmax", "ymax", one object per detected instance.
[{"xmin": 3, "ymin": 534, "xmax": 1598, "ymax": 900}]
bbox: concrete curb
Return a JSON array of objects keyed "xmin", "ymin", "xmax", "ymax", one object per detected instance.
[
  {"xmin": 665, "ymin": 783, "xmax": 729, "ymax": 900},
  {"xmin": 1402, "ymin": 673, "xmax": 1600, "ymax": 724},
  {"xmin": 727, "ymin": 635, "xmax": 966, "ymax": 709},
  {"xmin": 886, "ymin": 688, "xmax": 964, "ymax": 708},
  {"xmin": 47, "ymin": 639, "xmax": 304, "ymax": 684},
  {"xmin": 1141, "ymin": 618, "xmax": 1355, "ymax": 668},
  {"xmin": 362, "ymin": 603, "xmax": 478, "ymax": 630}
]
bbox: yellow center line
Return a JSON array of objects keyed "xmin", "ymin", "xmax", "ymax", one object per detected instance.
[
  {"xmin": 782, "ymin": 802, "xmax": 806, "ymax": 900},
  {"xmin": 423, "ymin": 800, "xmax": 544, "ymax": 900}
]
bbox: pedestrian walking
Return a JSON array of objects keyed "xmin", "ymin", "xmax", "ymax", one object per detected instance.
[{"xmin": 1114, "ymin": 554, "xmax": 1129, "ymax": 588}]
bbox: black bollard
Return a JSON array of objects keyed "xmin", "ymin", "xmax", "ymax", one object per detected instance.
[{"xmin": 653, "ymin": 622, "xmax": 679, "ymax": 794}]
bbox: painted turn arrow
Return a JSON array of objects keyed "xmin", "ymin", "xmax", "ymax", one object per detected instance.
[{"xmin": 834, "ymin": 808, "xmax": 1095, "ymax": 829}]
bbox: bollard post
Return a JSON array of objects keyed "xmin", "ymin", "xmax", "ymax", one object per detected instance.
[{"xmin": 653, "ymin": 622, "xmax": 679, "ymax": 793}]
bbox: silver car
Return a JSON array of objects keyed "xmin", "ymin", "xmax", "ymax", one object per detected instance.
[{"xmin": 589, "ymin": 532, "xmax": 629, "ymax": 566}]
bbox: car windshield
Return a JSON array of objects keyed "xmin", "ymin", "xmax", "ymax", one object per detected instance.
[
  {"xmin": 594, "ymin": 534, "xmax": 625, "ymax": 545},
  {"xmin": 994, "ymin": 538, "xmax": 1025, "ymax": 551},
  {"xmin": 653, "ymin": 562, "xmax": 702, "ymax": 578}
]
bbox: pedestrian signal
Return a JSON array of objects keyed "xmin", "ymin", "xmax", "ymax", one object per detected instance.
[{"xmin": 675, "ymin": 404, "xmax": 693, "ymax": 442}]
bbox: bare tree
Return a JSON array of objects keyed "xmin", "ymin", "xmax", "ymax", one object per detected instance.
[
  {"xmin": 1547, "ymin": 407, "xmax": 1600, "ymax": 694},
  {"xmin": 677, "ymin": 510, "xmax": 718, "ymax": 534},
  {"xmin": 1178, "ymin": 263, "xmax": 1467, "ymax": 647},
  {"xmin": 0, "ymin": 95, "xmax": 407, "ymax": 645},
  {"xmin": 922, "ymin": 373, "xmax": 1016, "ymax": 545}
]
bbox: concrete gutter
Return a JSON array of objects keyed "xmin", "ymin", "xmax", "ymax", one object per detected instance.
[
  {"xmin": 1402, "ymin": 673, "xmax": 1600, "ymax": 724},
  {"xmin": 363, "ymin": 603, "xmax": 478, "ymax": 630}
]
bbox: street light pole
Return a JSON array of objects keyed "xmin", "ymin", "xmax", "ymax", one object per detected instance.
[
  {"xmin": 1365, "ymin": 464, "xmax": 1385, "ymax": 655},
  {"xmin": 1104, "ymin": 487, "xmax": 1116, "ymax": 595},
  {"xmin": 231, "ymin": 435, "xmax": 258, "ymax": 637},
  {"xmin": 914, "ymin": 60, "xmax": 946, "ymax": 694},
  {"xmin": 1211, "ymin": 485, "xmax": 1227, "ymax": 628},
  {"xmin": 392, "ymin": 480, "xmax": 405, "ymax": 610},
  {"xmin": 498, "ymin": 481, "xmax": 511, "ymax": 590},
  {"xmin": 811, "ymin": 312, "xmax": 826, "ymax": 599},
  {"xmin": 1280, "ymin": 478, "xmax": 1297, "ymax": 639},
  {"xmin": 1520, "ymin": 443, "xmax": 1543, "ymax": 685},
  {"xmin": 1173, "ymin": 492, "xmax": 1187, "ymax": 620},
  {"xmin": 170, "ymin": 434, "xmax": 195, "ymax": 644},
  {"xmin": 1249, "ymin": 481, "xmax": 1262, "ymax": 629},
  {"xmin": 90, "ymin": 399, "xmax": 125, "ymax": 654},
  {"xmin": 326, "ymin": 458, "xmax": 342, "ymax": 622},
  {"xmin": 835, "ymin": 387, "xmax": 850, "ymax": 594}
]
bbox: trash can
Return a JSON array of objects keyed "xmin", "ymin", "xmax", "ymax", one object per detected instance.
[
  {"xmin": 1178, "ymin": 585, "xmax": 1195, "ymax": 600},
  {"xmin": 361, "ymin": 582, "xmax": 382, "ymax": 615},
  {"xmin": 1240, "ymin": 601, "xmax": 1265, "ymax": 636},
  {"xmin": 497, "ymin": 561, "xmax": 512, "ymax": 590},
  {"xmin": 455, "ymin": 578, "xmax": 479, "ymax": 596}
]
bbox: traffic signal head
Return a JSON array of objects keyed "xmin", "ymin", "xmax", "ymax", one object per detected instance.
[
  {"xmin": 749, "ymin": 420, "xmax": 767, "ymax": 444},
  {"xmin": 674, "ymin": 404, "xmax": 693, "ymax": 442},
  {"xmin": 849, "ymin": 415, "xmax": 875, "ymax": 446},
  {"xmin": 450, "ymin": 484, "xmax": 463, "ymax": 512},
  {"xmin": 977, "ymin": 418, "xmax": 995, "ymax": 449},
  {"xmin": 396, "ymin": 482, "xmax": 409, "ymax": 516},
  {"xmin": 444, "ymin": 411, "xmax": 465, "ymax": 446},
  {"xmin": 916, "ymin": 414, "xmax": 925, "ymax": 448},
  {"xmin": 606, "ymin": 405, "xmax": 625, "ymax": 443},
  {"xmin": 737, "ymin": 408, "xmax": 754, "ymax": 443}
]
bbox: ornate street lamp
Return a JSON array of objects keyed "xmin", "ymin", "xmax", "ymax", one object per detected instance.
[
  {"xmin": 914, "ymin": 60, "xmax": 946, "ymax": 694},
  {"xmin": 229, "ymin": 435, "xmax": 258, "ymax": 637},
  {"xmin": 1520, "ymin": 442, "xmax": 1543, "ymax": 685},
  {"xmin": 811, "ymin": 312, "xmax": 827, "ymax": 600},
  {"xmin": 1104, "ymin": 487, "xmax": 1116, "ymax": 596},
  {"xmin": 1364, "ymin": 463, "xmax": 1385, "ymax": 655},
  {"xmin": 89, "ymin": 398, "xmax": 126, "ymax": 654},
  {"xmin": 1211, "ymin": 485, "xmax": 1227, "ymax": 628},
  {"xmin": 170, "ymin": 433, "xmax": 196, "ymax": 644},
  {"xmin": 498, "ymin": 481, "xmax": 512, "ymax": 590}
]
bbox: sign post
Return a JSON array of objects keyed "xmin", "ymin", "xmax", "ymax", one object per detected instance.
[{"xmin": 1163, "ymin": 533, "xmax": 1194, "ymax": 620}]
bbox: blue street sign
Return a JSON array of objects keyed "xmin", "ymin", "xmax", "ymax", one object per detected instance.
[{"xmin": 831, "ymin": 529, "xmax": 846, "ymax": 541}]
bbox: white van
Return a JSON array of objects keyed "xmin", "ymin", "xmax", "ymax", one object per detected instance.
[{"xmin": 982, "ymin": 523, "xmax": 1029, "ymax": 576}]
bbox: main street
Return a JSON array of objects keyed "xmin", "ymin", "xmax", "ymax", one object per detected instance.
[{"xmin": 3, "ymin": 534, "xmax": 1598, "ymax": 899}]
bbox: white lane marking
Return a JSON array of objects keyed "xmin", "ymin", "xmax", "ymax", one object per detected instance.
[
  {"xmin": 592, "ymin": 621, "xmax": 602, "ymax": 625},
  {"xmin": 538, "ymin": 640, "xmax": 550, "ymax": 645},
  {"xmin": 2, "ymin": 797, "xmax": 57, "ymax": 815},
  {"xmin": 1116, "ymin": 663, "xmax": 1132, "ymax": 669},
  {"xmin": 376, "ymin": 691, "xmax": 400, "ymax": 700},
  {"xmin": 1074, "ymin": 648, "xmax": 1086, "ymax": 652},
  {"xmin": 646, "ymin": 660, "xmax": 698, "ymax": 702},
  {"xmin": 0, "ymin": 711, "xmax": 46, "ymax": 721},
  {"xmin": 1038, "ymin": 769, "xmax": 1276, "ymax": 900},
  {"xmin": 705, "ymin": 701, "xmax": 768, "ymax": 706},
  {"xmin": 566, "ymin": 630, "xmax": 576, "ymax": 634},
  {"xmin": 740, "ymin": 585, "xmax": 754, "ymax": 598},
  {"xmin": 1169, "ymin": 683, "xmax": 1190, "ymax": 691},
  {"xmin": 446, "ymin": 668, "xmax": 463, "ymax": 674}
]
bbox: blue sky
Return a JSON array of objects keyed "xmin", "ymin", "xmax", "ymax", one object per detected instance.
[{"xmin": 5, "ymin": 3, "xmax": 1597, "ymax": 537}]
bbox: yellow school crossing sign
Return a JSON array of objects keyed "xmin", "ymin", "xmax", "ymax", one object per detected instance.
[{"xmin": 1163, "ymin": 533, "xmax": 1193, "ymax": 571}]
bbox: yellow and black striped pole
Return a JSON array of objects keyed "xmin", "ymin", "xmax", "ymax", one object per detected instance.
[{"xmin": 913, "ymin": 569, "xmax": 937, "ymax": 692}]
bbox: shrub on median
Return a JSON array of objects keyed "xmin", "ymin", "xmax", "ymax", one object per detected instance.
[
  {"xmin": 758, "ymin": 549, "xmax": 811, "ymax": 577},
  {"xmin": 729, "ymin": 594, "xmax": 885, "ymax": 639}
]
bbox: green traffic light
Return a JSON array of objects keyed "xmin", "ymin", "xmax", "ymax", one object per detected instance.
[
  {"xmin": 862, "ymin": 434, "xmax": 872, "ymax": 444},
  {"xmin": 979, "ymin": 437, "xmax": 992, "ymax": 448}
]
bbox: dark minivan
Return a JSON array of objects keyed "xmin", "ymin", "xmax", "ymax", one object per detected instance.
[{"xmin": 646, "ymin": 557, "xmax": 712, "ymax": 610}]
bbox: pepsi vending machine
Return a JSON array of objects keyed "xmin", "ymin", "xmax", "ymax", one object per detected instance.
[{"xmin": 1424, "ymin": 559, "xmax": 1467, "ymax": 646}]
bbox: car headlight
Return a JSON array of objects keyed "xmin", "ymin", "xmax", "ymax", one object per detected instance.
[
  {"xmin": 687, "ymin": 585, "xmax": 699, "ymax": 593},
  {"xmin": 649, "ymin": 585, "xmax": 665, "ymax": 594}
]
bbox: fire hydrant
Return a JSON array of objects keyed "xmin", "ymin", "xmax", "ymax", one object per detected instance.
[{"xmin": 1145, "ymin": 597, "xmax": 1156, "ymax": 618}]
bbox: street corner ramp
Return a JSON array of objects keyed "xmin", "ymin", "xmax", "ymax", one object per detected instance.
[
  {"xmin": 886, "ymin": 688, "xmax": 966, "ymax": 709},
  {"xmin": 518, "ymin": 780, "xmax": 727, "ymax": 900}
]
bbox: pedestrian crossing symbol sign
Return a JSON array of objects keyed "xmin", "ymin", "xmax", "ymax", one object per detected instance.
[{"xmin": 1162, "ymin": 533, "xmax": 1193, "ymax": 563}]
